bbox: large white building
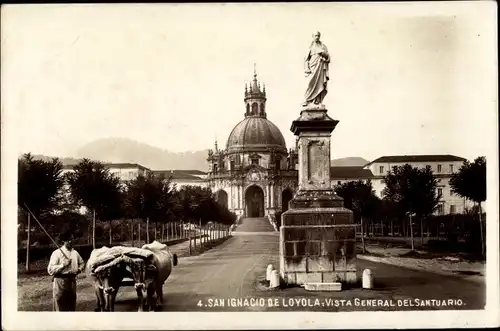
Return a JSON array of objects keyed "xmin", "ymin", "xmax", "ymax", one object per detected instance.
[{"xmin": 363, "ymin": 155, "xmax": 474, "ymax": 215}]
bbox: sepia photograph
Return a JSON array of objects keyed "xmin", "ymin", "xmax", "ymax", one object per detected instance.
[{"xmin": 1, "ymin": 2, "xmax": 498, "ymax": 330}]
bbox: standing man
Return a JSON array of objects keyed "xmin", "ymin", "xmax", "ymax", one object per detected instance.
[{"xmin": 47, "ymin": 231, "xmax": 85, "ymax": 311}]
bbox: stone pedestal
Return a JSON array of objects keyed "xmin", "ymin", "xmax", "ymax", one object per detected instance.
[{"xmin": 279, "ymin": 106, "xmax": 357, "ymax": 285}]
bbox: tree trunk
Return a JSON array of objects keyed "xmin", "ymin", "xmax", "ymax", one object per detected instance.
[
  {"xmin": 199, "ymin": 219, "xmax": 202, "ymax": 244},
  {"xmin": 193, "ymin": 222, "xmax": 197, "ymax": 251},
  {"xmin": 109, "ymin": 221, "xmax": 112, "ymax": 246},
  {"xmin": 131, "ymin": 221, "xmax": 134, "ymax": 246},
  {"xmin": 360, "ymin": 216, "xmax": 366, "ymax": 254},
  {"xmin": 410, "ymin": 215, "xmax": 415, "ymax": 251},
  {"xmin": 478, "ymin": 202, "xmax": 485, "ymax": 257},
  {"xmin": 92, "ymin": 209, "xmax": 96, "ymax": 249},
  {"xmin": 155, "ymin": 221, "xmax": 157, "ymax": 241},
  {"xmin": 420, "ymin": 217, "xmax": 424, "ymax": 246},
  {"xmin": 390, "ymin": 219, "xmax": 394, "ymax": 236},
  {"xmin": 146, "ymin": 217, "xmax": 150, "ymax": 243},
  {"xmin": 161, "ymin": 223, "xmax": 164, "ymax": 242},
  {"xmin": 26, "ymin": 212, "xmax": 31, "ymax": 272}
]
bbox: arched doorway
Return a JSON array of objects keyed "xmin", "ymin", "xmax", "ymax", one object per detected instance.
[
  {"xmin": 215, "ymin": 190, "xmax": 228, "ymax": 208},
  {"xmin": 282, "ymin": 189, "xmax": 293, "ymax": 212},
  {"xmin": 245, "ymin": 185, "xmax": 265, "ymax": 218}
]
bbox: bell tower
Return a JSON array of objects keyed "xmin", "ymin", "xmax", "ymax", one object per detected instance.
[{"xmin": 244, "ymin": 64, "xmax": 267, "ymax": 118}]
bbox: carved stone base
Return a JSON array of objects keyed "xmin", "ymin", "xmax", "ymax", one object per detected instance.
[{"xmin": 279, "ymin": 190, "xmax": 357, "ymax": 285}]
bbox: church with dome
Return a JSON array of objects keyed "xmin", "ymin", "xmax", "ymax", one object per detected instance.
[{"xmin": 206, "ymin": 70, "xmax": 299, "ymax": 218}]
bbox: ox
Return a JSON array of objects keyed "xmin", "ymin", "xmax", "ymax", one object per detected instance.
[
  {"xmin": 86, "ymin": 249, "xmax": 129, "ymax": 312},
  {"xmin": 126, "ymin": 241, "xmax": 178, "ymax": 311}
]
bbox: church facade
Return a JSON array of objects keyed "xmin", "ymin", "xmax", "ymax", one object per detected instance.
[{"xmin": 205, "ymin": 71, "xmax": 299, "ymax": 217}]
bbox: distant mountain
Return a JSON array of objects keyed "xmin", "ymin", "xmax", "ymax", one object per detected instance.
[
  {"xmin": 76, "ymin": 138, "xmax": 209, "ymax": 171},
  {"xmin": 21, "ymin": 154, "xmax": 85, "ymax": 166},
  {"xmin": 23, "ymin": 139, "xmax": 368, "ymax": 171},
  {"xmin": 330, "ymin": 157, "xmax": 369, "ymax": 167}
]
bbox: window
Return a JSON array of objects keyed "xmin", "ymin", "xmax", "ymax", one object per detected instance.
[
  {"xmin": 438, "ymin": 188, "xmax": 443, "ymax": 196},
  {"xmin": 450, "ymin": 205, "xmax": 456, "ymax": 214},
  {"xmin": 251, "ymin": 159, "xmax": 258, "ymax": 165},
  {"xmin": 437, "ymin": 204, "xmax": 444, "ymax": 215},
  {"xmin": 251, "ymin": 103, "xmax": 258, "ymax": 115},
  {"xmin": 275, "ymin": 160, "xmax": 280, "ymax": 170},
  {"xmin": 337, "ymin": 181, "xmax": 341, "ymax": 185},
  {"xmin": 449, "ymin": 164, "xmax": 454, "ymax": 173},
  {"xmin": 230, "ymin": 160, "xmax": 235, "ymax": 170},
  {"xmin": 437, "ymin": 164, "xmax": 442, "ymax": 173},
  {"xmin": 379, "ymin": 166, "xmax": 384, "ymax": 174}
]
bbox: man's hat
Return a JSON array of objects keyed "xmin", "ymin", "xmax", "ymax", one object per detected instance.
[{"xmin": 58, "ymin": 229, "xmax": 74, "ymax": 243}]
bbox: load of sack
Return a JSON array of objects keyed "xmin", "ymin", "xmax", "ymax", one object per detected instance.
[{"xmin": 87, "ymin": 241, "xmax": 170, "ymax": 275}]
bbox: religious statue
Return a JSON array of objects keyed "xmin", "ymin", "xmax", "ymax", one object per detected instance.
[{"xmin": 303, "ymin": 31, "xmax": 330, "ymax": 107}]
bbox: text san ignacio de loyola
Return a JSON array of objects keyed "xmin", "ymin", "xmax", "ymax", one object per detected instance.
[{"xmin": 199, "ymin": 297, "xmax": 465, "ymax": 308}]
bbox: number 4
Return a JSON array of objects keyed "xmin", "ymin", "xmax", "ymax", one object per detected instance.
[{"xmin": 197, "ymin": 300, "xmax": 203, "ymax": 307}]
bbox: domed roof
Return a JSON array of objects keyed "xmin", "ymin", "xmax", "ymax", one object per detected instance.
[{"xmin": 226, "ymin": 116, "xmax": 287, "ymax": 153}]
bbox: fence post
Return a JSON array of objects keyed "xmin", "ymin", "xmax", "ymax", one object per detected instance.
[
  {"xmin": 26, "ymin": 213, "xmax": 30, "ymax": 272},
  {"xmin": 199, "ymin": 219, "xmax": 202, "ymax": 247},
  {"xmin": 138, "ymin": 222, "xmax": 141, "ymax": 247},
  {"xmin": 188, "ymin": 221, "xmax": 192, "ymax": 256}
]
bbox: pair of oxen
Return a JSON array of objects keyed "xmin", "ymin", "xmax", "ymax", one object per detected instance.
[{"xmin": 86, "ymin": 241, "xmax": 178, "ymax": 312}]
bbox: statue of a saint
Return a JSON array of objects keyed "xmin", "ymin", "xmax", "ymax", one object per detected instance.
[{"xmin": 303, "ymin": 31, "xmax": 330, "ymax": 107}]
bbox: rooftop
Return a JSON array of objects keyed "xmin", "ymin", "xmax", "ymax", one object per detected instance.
[
  {"xmin": 63, "ymin": 162, "xmax": 150, "ymax": 170},
  {"xmin": 330, "ymin": 166, "xmax": 374, "ymax": 179},
  {"xmin": 153, "ymin": 170, "xmax": 204, "ymax": 180},
  {"xmin": 365, "ymin": 154, "xmax": 467, "ymax": 166}
]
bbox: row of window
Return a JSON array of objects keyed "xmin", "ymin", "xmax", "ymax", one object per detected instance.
[
  {"xmin": 437, "ymin": 204, "xmax": 456, "ymax": 215},
  {"xmin": 379, "ymin": 164, "xmax": 455, "ymax": 174}
]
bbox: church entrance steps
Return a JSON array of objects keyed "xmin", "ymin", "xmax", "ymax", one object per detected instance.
[{"xmin": 233, "ymin": 217, "xmax": 275, "ymax": 233}]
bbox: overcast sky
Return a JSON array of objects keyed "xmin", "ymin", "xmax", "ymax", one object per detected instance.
[{"xmin": 1, "ymin": 2, "xmax": 497, "ymax": 162}]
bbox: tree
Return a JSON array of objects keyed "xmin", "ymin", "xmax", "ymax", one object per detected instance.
[
  {"xmin": 18, "ymin": 153, "xmax": 64, "ymax": 271},
  {"xmin": 65, "ymin": 159, "xmax": 122, "ymax": 248},
  {"xmin": 334, "ymin": 180, "xmax": 380, "ymax": 253},
  {"xmin": 450, "ymin": 156, "xmax": 486, "ymax": 256},
  {"xmin": 124, "ymin": 173, "xmax": 176, "ymax": 243},
  {"xmin": 99, "ymin": 176, "xmax": 125, "ymax": 245},
  {"xmin": 382, "ymin": 164, "xmax": 441, "ymax": 250}
]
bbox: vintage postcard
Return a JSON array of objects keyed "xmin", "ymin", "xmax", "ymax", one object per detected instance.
[{"xmin": 1, "ymin": 1, "xmax": 499, "ymax": 330}]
